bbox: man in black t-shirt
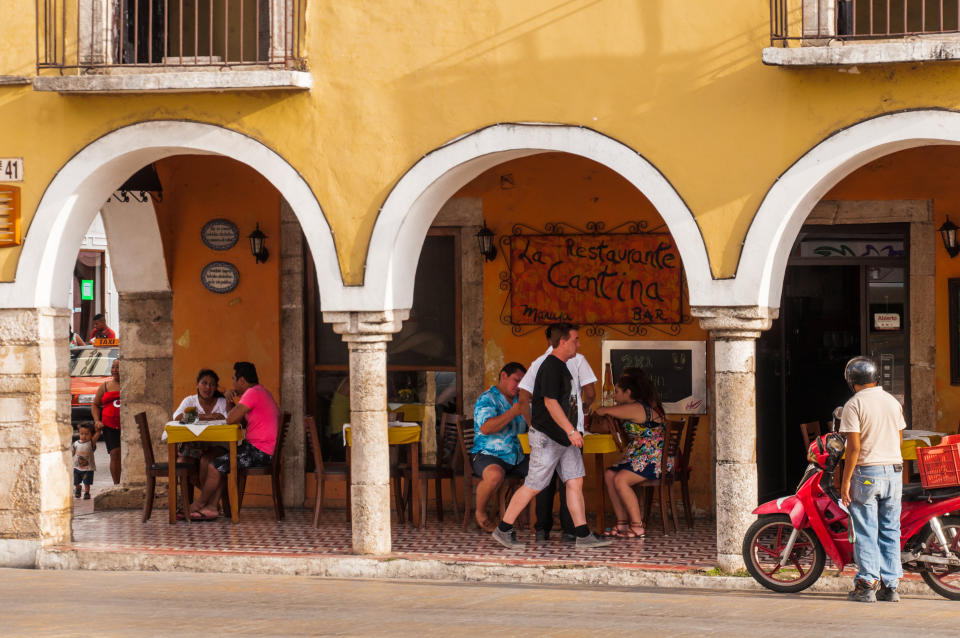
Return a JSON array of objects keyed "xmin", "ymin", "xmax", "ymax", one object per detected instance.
[{"xmin": 492, "ymin": 324, "xmax": 611, "ymax": 549}]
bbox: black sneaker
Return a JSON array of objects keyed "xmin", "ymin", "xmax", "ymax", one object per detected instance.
[
  {"xmin": 74, "ymin": 486, "xmax": 81, "ymax": 498},
  {"xmin": 847, "ymin": 579, "xmax": 878, "ymax": 603},
  {"xmin": 492, "ymin": 527, "xmax": 525, "ymax": 549},
  {"xmin": 83, "ymin": 492, "xmax": 91, "ymax": 500},
  {"xmin": 534, "ymin": 529, "xmax": 549, "ymax": 542},
  {"xmin": 876, "ymin": 584, "xmax": 900, "ymax": 602}
]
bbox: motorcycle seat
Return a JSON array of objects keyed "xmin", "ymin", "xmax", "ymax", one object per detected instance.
[{"xmin": 902, "ymin": 483, "xmax": 960, "ymax": 502}]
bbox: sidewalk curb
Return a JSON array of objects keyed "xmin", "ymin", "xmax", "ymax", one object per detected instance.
[{"xmin": 36, "ymin": 548, "xmax": 937, "ymax": 597}]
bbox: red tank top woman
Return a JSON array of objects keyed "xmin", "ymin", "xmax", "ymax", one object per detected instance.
[{"xmin": 100, "ymin": 390, "xmax": 121, "ymax": 430}]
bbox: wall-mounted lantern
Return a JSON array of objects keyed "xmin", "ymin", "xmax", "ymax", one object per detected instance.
[
  {"xmin": 248, "ymin": 223, "xmax": 269, "ymax": 264},
  {"xmin": 476, "ymin": 221, "xmax": 497, "ymax": 262},
  {"xmin": 940, "ymin": 216, "xmax": 960, "ymax": 258}
]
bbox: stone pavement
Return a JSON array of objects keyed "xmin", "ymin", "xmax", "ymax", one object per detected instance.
[{"xmin": 1, "ymin": 568, "xmax": 955, "ymax": 637}]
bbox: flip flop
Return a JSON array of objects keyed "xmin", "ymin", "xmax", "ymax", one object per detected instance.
[{"xmin": 190, "ymin": 512, "xmax": 219, "ymax": 522}]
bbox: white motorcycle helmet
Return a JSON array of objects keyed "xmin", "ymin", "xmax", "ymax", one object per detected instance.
[{"xmin": 843, "ymin": 356, "xmax": 879, "ymax": 392}]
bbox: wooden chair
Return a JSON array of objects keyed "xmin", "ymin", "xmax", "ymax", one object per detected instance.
[
  {"xmin": 400, "ymin": 413, "xmax": 461, "ymax": 525},
  {"xmin": 800, "ymin": 420, "xmax": 822, "ymax": 450},
  {"xmin": 676, "ymin": 415, "xmax": 700, "ymax": 529},
  {"xmin": 455, "ymin": 418, "xmax": 532, "ymax": 531},
  {"xmin": 639, "ymin": 419, "xmax": 686, "ymax": 535},
  {"xmin": 238, "ymin": 412, "xmax": 291, "ymax": 521},
  {"xmin": 135, "ymin": 412, "xmax": 195, "ymax": 523},
  {"xmin": 305, "ymin": 415, "xmax": 348, "ymax": 527}
]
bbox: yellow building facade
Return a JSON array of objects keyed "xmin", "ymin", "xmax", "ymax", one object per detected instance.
[{"xmin": 3, "ymin": 1, "xmax": 960, "ymax": 570}]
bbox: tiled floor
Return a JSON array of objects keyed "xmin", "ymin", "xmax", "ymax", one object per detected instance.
[{"xmin": 70, "ymin": 508, "xmax": 718, "ymax": 570}]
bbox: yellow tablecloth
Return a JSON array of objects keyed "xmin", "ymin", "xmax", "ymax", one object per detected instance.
[
  {"xmin": 344, "ymin": 424, "xmax": 422, "ymax": 446},
  {"xmin": 902, "ymin": 436, "xmax": 942, "ymax": 461},
  {"xmin": 517, "ymin": 432, "xmax": 619, "ymax": 455},
  {"xmin": 164, "ymin": 423, "xmax": 244, "ymax": 444}
]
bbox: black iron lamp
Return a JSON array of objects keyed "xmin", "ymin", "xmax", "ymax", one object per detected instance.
[
  {"xmin": 248, "ymin": 223, "xmax": 269, "ymax": 264},
  {"xmin": 940, "ymin": 216, "xmax": 960, "ymax": 258},
  {"xmin": 112, "ymin": 164, "xmax": 163, "ymax": 204},
  {"xmin": 476, "ymin": 221, "xmax": 497, "ymax": 262}
]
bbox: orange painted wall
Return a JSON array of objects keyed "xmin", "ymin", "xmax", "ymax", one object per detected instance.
[
  {"xmin": 455, "ymin": 152, "xmax": 714, "ymax": 513},
  {"xmin": 824, "ymin": 145, "xmax": 960, "ymax": 433},
  {"xmin": 155, "ymin": 155, "xmax": 282, "ymax": 504}
]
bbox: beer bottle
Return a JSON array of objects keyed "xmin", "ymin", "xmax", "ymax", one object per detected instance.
[{"xmin": 602, "ymin": 363, "xmax": 614, "ymax": 407}]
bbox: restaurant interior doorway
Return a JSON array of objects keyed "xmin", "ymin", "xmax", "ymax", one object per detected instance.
[
  {"xmin": 756, "ymin": 224, "xmax": 909, "ymax": 500},
  {"xmin": 307, "ymin": 229, "xmax": 462, "ymax": 464}
]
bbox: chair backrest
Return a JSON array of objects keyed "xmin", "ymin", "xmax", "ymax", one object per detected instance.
[
  {"xmin": 438, "ymin": 412, "xmax": 460, "ymax": 469},
  {"xmin": 800, "ymin": 420, "xmax": 821, "ymax": 450},
  {"xmin": 305, "ymin": 415, "xmax": 324, "ymax": 475},
  {"xmin": 272, "ymin": 413, "xmax": 292, "ymax": 471},
  {"xmin": 454, "ymin": 418, "xmax": 475, "ymax": 476},
  {"xmin": 678, "ymin": 415, "xmax": 700, "ymax": 472},
  {"xmin": 135, "ymin": 411, "xmax": 155, "ymax": 468},
  {"xmin": 662, "ymin": 419, "xmax": 685, "ymax": 476}
]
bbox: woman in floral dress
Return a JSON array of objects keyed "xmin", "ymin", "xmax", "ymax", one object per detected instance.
[{"xmin": 593, "ymin": 369, "xmax": 668, "ymax": 538}]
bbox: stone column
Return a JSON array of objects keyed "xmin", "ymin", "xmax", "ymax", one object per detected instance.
[
  {"xmin": 0, "ymin": 307, "xmax": 72, "ymax": 567},
  {"xmin": 324, "ymin": 310, "xmax": 408, "ymax": 555},
  {"xmin": 280, "ymin": 200, "xmax": 305, "ymax": 507},
  {"xmin": 692, "ymin": 306, "xmax": 776, "ymax": 572},
  {"xmin": 98, "ymin": 292, "xmax": 172, "ymax": 508}
]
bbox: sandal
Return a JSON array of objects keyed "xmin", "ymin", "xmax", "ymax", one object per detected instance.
[
  {"xmin": 623, "ymin": 521, "xmax": 646, "ymax": 539},
  {"xmin": 601, "ymin": 520, "xmax": 629, "ymax": 538}
]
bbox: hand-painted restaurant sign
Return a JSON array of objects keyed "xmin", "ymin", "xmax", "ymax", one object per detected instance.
[{"xmin": 510, "ymin": 234, "xmax": 682, "ymax": 325}]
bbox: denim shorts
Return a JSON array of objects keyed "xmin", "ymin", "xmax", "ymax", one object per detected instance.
[
  {"xmin": 73, "ymin": 469, "xmax": 94, "ymax": 486},
  {"xmin": 471, "ymin": 453, "xmax": 529, "ymax": 478},
  {"xmin": 212, "ymin": 440, "xmax": 272, "ymax": 474},
  {"xmin": 523, "ymin": 428, "xmax": 585, "ymax": 492}
]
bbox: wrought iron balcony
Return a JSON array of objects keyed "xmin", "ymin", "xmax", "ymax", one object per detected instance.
[
  {"xmin": 35, "ymin": 0, "xmax": 308, "ymax": 91},
  {"xmin": 766, "ymin": 1, "xmax": 960, "ymax": 65}
]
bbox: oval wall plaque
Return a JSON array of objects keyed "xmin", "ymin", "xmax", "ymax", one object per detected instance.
[
  {"xmin": 201, "ymin": 218, "xmax": 239, "ymax": 251},
  {"xmin": 201, "ymin": 261, "xmax": 239, "ymax": 294}
]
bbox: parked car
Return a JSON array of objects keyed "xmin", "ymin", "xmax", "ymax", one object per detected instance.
[{"xmin": 70, "ymin": 344, "xmax": 119, "ymax": 432}]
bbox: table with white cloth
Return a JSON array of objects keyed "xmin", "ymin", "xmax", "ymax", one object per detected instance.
[{"xmin": 163, "ymin": 421, "xmax": 243, "ymax": 524}]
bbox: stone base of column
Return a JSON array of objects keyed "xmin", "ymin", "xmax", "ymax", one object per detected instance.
[{"xmin": 351, "ymin": 484, "xmax": 392, "ymax": 555}]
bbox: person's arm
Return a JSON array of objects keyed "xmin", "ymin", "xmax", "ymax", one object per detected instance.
[
  {"xmin": 226, "ymin": 401, "xmax": 250, "ymax": 425},
  {"xmin": 841, "ymin": 432, "xmax": 861, "ymax": 507},
  {"xmin": 518, "ymin": 389, "xmax": 532, "ymax": 427},
  {"xmin": 544, "ymin": 397, "xmax": 582, "ymax": 447},
  {"xmin": 90, "ymin": 383, "xmax": 105, "ymax": 430},
  {"xmin": 581, "ymin": 383, "xmax": 596, "ymax": 415},
  {"xmin": 479, "ymin": 402, "xmax": 523, "ymax": 435},
  {"xmin": 594, "ymin": 402, "xmax": 649, "ymax": 421}
]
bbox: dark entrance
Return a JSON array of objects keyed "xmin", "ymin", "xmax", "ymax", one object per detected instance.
[{"xmin": 757, "ymin": 225, "xmax": 909, "ymax": 500}]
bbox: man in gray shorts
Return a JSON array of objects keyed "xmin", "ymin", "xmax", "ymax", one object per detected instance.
[{"xmin": 492, "ymin": 324, "xmax": 611, "ymax": 549}]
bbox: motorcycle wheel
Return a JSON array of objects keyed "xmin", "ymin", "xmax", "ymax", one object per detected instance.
[
  {"xmin": 742, "ymin": 514, "xmax": 826, "ymax": 593},
  {"xmin": 919, "ymin": 516, "xmax": 960, "ymax": 600}
]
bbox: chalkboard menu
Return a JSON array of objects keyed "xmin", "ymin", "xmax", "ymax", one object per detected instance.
[{"xmin": 602, "ymin": 340, "xmax": 706, "ymax": 414}]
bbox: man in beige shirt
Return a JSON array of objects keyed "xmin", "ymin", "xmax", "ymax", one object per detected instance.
[{"xmin": 839, "ymin": 356, "xmax": 906, "ymax": 603}]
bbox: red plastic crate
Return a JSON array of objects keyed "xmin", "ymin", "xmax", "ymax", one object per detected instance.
[{"xmin": 918, "ymin": 442, "xmax": 960, "ymax": 489}]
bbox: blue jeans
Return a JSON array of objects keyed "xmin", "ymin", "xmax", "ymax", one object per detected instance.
[{"xmin": 848, "ymin": 464, "xmax": 902, "ymax": 588}]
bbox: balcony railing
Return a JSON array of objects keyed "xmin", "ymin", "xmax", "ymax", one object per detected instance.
[
  {"xmin": 771, "ymin": 0, "xmax": 960, "ymax": 45},
  {"xmin": 36, "ymin": 0, "xmax": 303, "ymax": 72}
]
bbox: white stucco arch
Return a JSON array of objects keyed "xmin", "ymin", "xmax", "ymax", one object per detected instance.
[
  {"xmin": 736, "ymin": 109, "xmax": 960, "ymax": 310},
  {"xmin": 357, "ymin": 123, "xmax": 712, "ymax": 312},
  {"xmin": 0, "ymin": 120, "xmax": 339, "ymax": 310}
]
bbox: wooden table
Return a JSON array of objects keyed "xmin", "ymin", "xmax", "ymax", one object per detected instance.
[
  {"xmin": 164, "ymin": 422, "xmax": 244, "ymax": 524},
  {"xmin": 517, "ymin": 432, "xmax": 619, "ymax": 532},
  {"xmin": 344, "ymin": 423, "xmax": 423, "ymax": 527}
]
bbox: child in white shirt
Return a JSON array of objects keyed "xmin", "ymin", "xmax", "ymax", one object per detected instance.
[{"xmin": 72, "ymin": 422, "xmax": 100, "ymax": 499}]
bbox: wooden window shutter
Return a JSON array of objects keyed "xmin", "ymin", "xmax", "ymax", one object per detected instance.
[{"xmin": 0, "ymin": 185, "xmax": 21, "ymax": 247}]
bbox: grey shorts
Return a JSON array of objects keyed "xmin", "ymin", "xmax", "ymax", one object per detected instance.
[{"xmin": 523, "ymin": 428, "xmax": 585, "ymax": 492}]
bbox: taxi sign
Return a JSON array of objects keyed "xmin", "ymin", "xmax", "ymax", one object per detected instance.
[{"xmin": 93, "ymin": 338, "xmax": 119, "ymax": 347}]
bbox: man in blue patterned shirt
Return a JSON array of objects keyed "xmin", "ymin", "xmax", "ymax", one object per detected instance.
[{"xmin": 471, "ymin": 361, "xmax": 528, "ymax": 531}]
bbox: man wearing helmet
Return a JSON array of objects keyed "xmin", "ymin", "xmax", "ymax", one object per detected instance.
[{"xmin": 838, "ymin": 356, "xmax": 906, "ymax": 603}]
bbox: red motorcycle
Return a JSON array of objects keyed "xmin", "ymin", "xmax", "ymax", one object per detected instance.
[{"xmin": 743, "ymin": 432, "xmax": 960, "ymax": 599}]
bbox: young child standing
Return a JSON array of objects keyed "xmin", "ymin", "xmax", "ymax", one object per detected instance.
[{"xmin": 72, "ymin": 422, "xmax": 100, "ymax": 500}]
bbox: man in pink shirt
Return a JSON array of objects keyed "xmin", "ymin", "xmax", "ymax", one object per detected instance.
[{"xmin": 189, "ymin": 361, "xmax": 279, "ymax": 521}]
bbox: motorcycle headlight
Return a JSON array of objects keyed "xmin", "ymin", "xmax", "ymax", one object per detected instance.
[{"xmin": 77, "ymin": 394, "xmax": 96, "ymax": 404}]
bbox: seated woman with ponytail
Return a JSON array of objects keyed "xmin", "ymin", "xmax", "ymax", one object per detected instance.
[{"xmin": 592, "ymin": 369, "xmax": 667, "ymax": 539}]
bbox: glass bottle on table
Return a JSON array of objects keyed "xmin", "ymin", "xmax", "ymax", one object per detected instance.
[{"xmin": 602, "ymin": 363, "xmax": 614, "ymax": 407}]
